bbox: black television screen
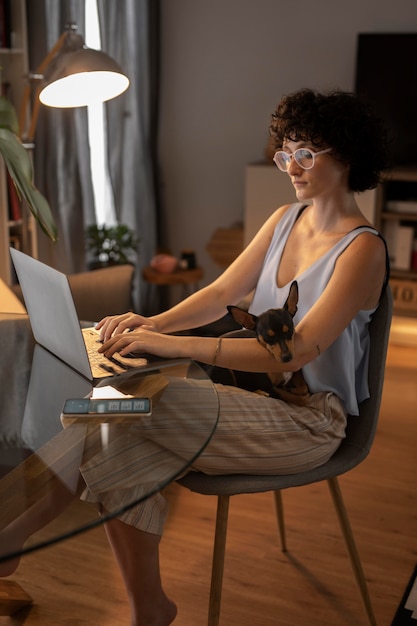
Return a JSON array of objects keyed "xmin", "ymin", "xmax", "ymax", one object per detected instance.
[{"xmin": 355, "ymin": 33, "xmax": 417, "ymax": 168}]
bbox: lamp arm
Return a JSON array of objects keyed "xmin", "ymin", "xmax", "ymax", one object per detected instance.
[{"xmin": 19, "ymin": 31, "xmax": 67, "ymax": 141}]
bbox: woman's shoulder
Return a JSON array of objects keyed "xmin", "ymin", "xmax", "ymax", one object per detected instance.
[
  {"xmin": 337, "ymin": 227, "xmax": 387, "ymax": 307},
  {"xmin": 336, "ymin": 223, "xmax": 385, "ymax": 264},
  {"xmin": 346, "ymin": 226, "xmax": 386, "ymax": 257}
]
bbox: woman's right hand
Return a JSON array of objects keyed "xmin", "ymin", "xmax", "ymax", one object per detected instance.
[{"xmin": 95, "ymin": 312, "xmax": 157, "ymax": 342}]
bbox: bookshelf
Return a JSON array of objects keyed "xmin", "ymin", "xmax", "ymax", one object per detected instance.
[
  {"xmin": 0, "ymin": 0, "xmax": 37, "ymax": 284},
  {"xmin": 374, "ymin": 167, "xmax": 417, "ymax": 317}
]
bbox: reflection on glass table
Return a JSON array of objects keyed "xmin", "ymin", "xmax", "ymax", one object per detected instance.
[{"xmin": 0, "ymin": 328, "xmax": 219, "ymax": 569}]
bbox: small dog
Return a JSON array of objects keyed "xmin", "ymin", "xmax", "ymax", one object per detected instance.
[{"xmin": 227, "ymin": 281, "xmax": 310, "ymax": 406}]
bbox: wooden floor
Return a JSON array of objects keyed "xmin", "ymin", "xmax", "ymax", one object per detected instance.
[{"xmin": 1, "ymin": 341, "xmax": 417, "ymax": 626}]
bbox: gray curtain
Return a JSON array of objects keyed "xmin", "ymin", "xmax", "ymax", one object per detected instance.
[
  {"xmin": 26, "ymin": 0, "xmax": 159, "ymax": 311},
  {"xmin": 26, "ymin": 0, "xmax": 94, "ymax": 274},
  {"xmin": 97, "ymin": 0, "xmax": 159, "ymax": 311}
]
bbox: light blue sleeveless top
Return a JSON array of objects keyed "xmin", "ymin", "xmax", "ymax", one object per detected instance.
[{"xmin": 249, "ymin": 203, "xmax": 379, "ymax": 416}]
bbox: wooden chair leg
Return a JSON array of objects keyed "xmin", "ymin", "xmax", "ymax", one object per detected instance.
[
  {"xmin": 273, "ymin": 490, "xmax": 287, "ymax": 552},
  {"xmin": 208, "ymin": 495, "xmax": 229, "ymax": 626},
  {"xmin": 327, "ymin": 477, "xmax": 377, "ymax": 626}
]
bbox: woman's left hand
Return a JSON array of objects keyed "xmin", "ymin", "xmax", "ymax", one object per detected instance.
[{"xmin": 98, "ymin": 327, "xmax": 186, "ymax": 360}]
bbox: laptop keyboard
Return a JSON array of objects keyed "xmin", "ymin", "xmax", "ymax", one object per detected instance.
[{"xmin": 82, "ymin": 327, "xmax": 148, "ymax": 378}]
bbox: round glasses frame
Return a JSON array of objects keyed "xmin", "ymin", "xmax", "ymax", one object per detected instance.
[{"xmin": 273, "ymin": 147, "xmax": 332, "ymax": 172}]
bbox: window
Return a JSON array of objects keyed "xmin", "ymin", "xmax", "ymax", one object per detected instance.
[{"xmin": 84, "ymin": 0, "xmax": 116, "ymax": 226}]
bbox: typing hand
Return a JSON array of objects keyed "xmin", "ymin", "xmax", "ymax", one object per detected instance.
[
  {"xmin": 98, "ymin": 328, "xmax": 182, "ymax": 361},
  {"xmin": 96, "ymin": 312, "xmax": 156, "ymax": 342}
]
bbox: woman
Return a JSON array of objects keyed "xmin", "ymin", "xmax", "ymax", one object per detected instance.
[
  {"xmin": 91, "ymin": 88, "xmax": 390, "ymax": 625},
  {"xmin": 2, "ymin": 89, "xmax": 390, "ymax": 626}
]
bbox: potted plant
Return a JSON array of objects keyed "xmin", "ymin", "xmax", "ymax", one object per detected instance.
[
  {"xmin": 85, "ymin": 223, "xmax": 139, "ymax": 269},
  {"xmin": 0, "ymin": 96, "xmax": 57, "ymax": 241}
]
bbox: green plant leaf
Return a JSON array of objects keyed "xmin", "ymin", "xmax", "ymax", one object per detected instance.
[
  {"xmin": 0, "ymin": 125, "xmax": 58, "ymax": 242},
  {"xmin": 85, "ymin": 223, "xmax": 139, "ymax": 266},
  {"xmin": 0, "ymin": 97, "xmax": 20, "ymax": 135}
]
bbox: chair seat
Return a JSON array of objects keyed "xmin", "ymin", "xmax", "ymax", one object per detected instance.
[{"xmin": 178, "ymin": 436, "xmax": 365, "ymax": 495}]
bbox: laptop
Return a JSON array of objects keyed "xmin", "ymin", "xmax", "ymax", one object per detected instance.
[{"xmin": 10, "ymin": 248, "xmax": 187, "ymax": 384}]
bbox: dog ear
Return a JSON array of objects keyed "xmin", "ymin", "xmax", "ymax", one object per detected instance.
[
  {"xmin": 284, "ymin": 281, "xmax": 299, "ymax": 317},
  {"xmin": 227, "ymin": 305, "xmax": 258, "ymax": 330}
]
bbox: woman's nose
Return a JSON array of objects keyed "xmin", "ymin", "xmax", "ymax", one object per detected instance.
[{"xmin": 287, "ymin": 156, "xmax": 302, "ymax": 175}]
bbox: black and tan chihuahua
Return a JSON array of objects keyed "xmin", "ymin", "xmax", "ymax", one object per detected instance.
[{"xmin": 227, "ymin": 281, "xmax": 310, "ymax": 406}]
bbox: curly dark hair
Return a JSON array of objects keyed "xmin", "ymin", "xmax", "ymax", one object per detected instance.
[{"xmin": 269, "ymin": 88, "xmax": 392, "ymax": 192}]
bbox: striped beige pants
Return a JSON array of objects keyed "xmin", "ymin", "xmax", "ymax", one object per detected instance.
[{"xmin": 80, "ymin": 377, "xmax": 347, "ymax": 535}]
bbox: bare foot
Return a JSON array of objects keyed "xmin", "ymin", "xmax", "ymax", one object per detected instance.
[
  {"xmin": 0, "ymin": 522, "xmax": 23, "ymax": 576},
  {"xmin": 131, "ymin": 595, "xmax": 177, "ymax": 626},
  {"xmin": 164, "ymin": 598, "xmax": 177, "ymax": 625},
  {"xmin": 0, "ymin": 524, "xmax": 24, "ymax": 577},
  {"xmin": 0, "ymin": 479, "xmax": 75, "ymax": 579}
]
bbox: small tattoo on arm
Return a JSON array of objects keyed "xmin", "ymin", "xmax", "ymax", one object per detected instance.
[{"xmin": 315, "ymin": 344, "xmax": 321, "ymax": 357}]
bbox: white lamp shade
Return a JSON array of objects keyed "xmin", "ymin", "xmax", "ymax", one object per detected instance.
[
  {"xmin": 39, "ymin": 43, "xmax": 129, "ymax": 108},
  {"xmin": 40, "ymin": 71, "xmax": 129, "ymax": 107}
]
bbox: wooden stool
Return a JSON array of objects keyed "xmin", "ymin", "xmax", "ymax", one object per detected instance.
[{"xmin": 206, "ymin": 226, "xmax": 244, "ymax": 268}]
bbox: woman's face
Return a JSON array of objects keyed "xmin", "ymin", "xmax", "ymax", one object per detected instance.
[{"xmin": 282, "ymin": 139, "xmax": 349, "ymax": 202}]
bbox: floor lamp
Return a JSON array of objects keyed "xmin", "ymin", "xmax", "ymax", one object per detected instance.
[
  {"xmin": 19, "ymin": 22, "xmax": 129, "ymax": 143},
  {"xmin": 12, "ymin": 22, "xmax": 129, "ymax": 245}
]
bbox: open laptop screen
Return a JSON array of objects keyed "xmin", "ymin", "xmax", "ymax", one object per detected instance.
[{"xmin": 10, "ymin": 248, "xmax": 93, "ymax": 380}]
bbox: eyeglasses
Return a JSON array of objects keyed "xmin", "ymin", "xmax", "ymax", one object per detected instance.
[{"xmin": 273, "ymin": 147, "xmax": 332, "ymax": 171}]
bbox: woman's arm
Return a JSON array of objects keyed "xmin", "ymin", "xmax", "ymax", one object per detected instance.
[
  {"xmin": 99, "ymin": 231, "xmax": 386, "ymax": 374},
  {"xmin": 292, "ymin": 231, "xmax": 387, "ymax": 368},
  {"xmin": 97, "ymin": 206, "xmax": 290, "ymax": 341}
]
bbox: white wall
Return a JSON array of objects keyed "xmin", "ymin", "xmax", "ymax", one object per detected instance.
[{"xmin": 159, "ymin": 0, "xmax": 417, "ymax": 286}]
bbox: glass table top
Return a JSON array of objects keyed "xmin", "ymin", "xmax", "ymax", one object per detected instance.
[{"xmin": 0, "ymin": 313, "xmax": 219, "ymax": 565}]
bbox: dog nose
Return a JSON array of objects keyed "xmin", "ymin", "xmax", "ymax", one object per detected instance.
[{"xmin": 281, "ymin": 353, "xmax": 293, "ymax": 364}]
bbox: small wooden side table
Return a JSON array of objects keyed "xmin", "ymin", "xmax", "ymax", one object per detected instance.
[{"xmin": 142, "ymin": 266, "xmax": 204, "ymax": 306}]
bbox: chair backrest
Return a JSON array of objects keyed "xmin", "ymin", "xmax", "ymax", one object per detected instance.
[
  {"xmin": 178, "ymin": 286, "xmax": 393, "ymax": 495},
  {"xmin": 337, "ymin": 284, "xmax": 393, "ymax": 466},
  {"xmin": 68, "ymin": 264, "xmax": 134, "ymax": 321}
]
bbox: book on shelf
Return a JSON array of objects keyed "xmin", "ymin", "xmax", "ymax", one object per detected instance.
[
  {"xmin": 386, "ymin": 200, "xmax": 417, "ymax": 214},
  {"xmin": 0, "ymin": 0, "xmax": 11, "ymax": 48},
  {"xmin": 7, "ymin": 171, "xmax": 22, "ymax": 221},
  {"xmin": 1, "ymin": 80, "xmax": 11, "ymax": 98},
  {"xmin": 384, "ymin": 220, "xmax": 414, "ymax": 271},
  {"xmin": 9, "ymin": 234, "xmax": 21, "ymax": 250}
]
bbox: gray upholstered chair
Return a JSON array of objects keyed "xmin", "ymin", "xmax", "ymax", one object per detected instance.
[
  {"xmin": 11, "ymin": 263, "xmax": 134, "ymax": 323},
  {"xmin": 178, "ymin": 286, "xmax": 393, "ymax": 626}
]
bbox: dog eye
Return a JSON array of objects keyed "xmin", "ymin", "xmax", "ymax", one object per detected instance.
[{"xmin": 282, "ymin": 324, "xmax": 294, "ymax": 339}]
